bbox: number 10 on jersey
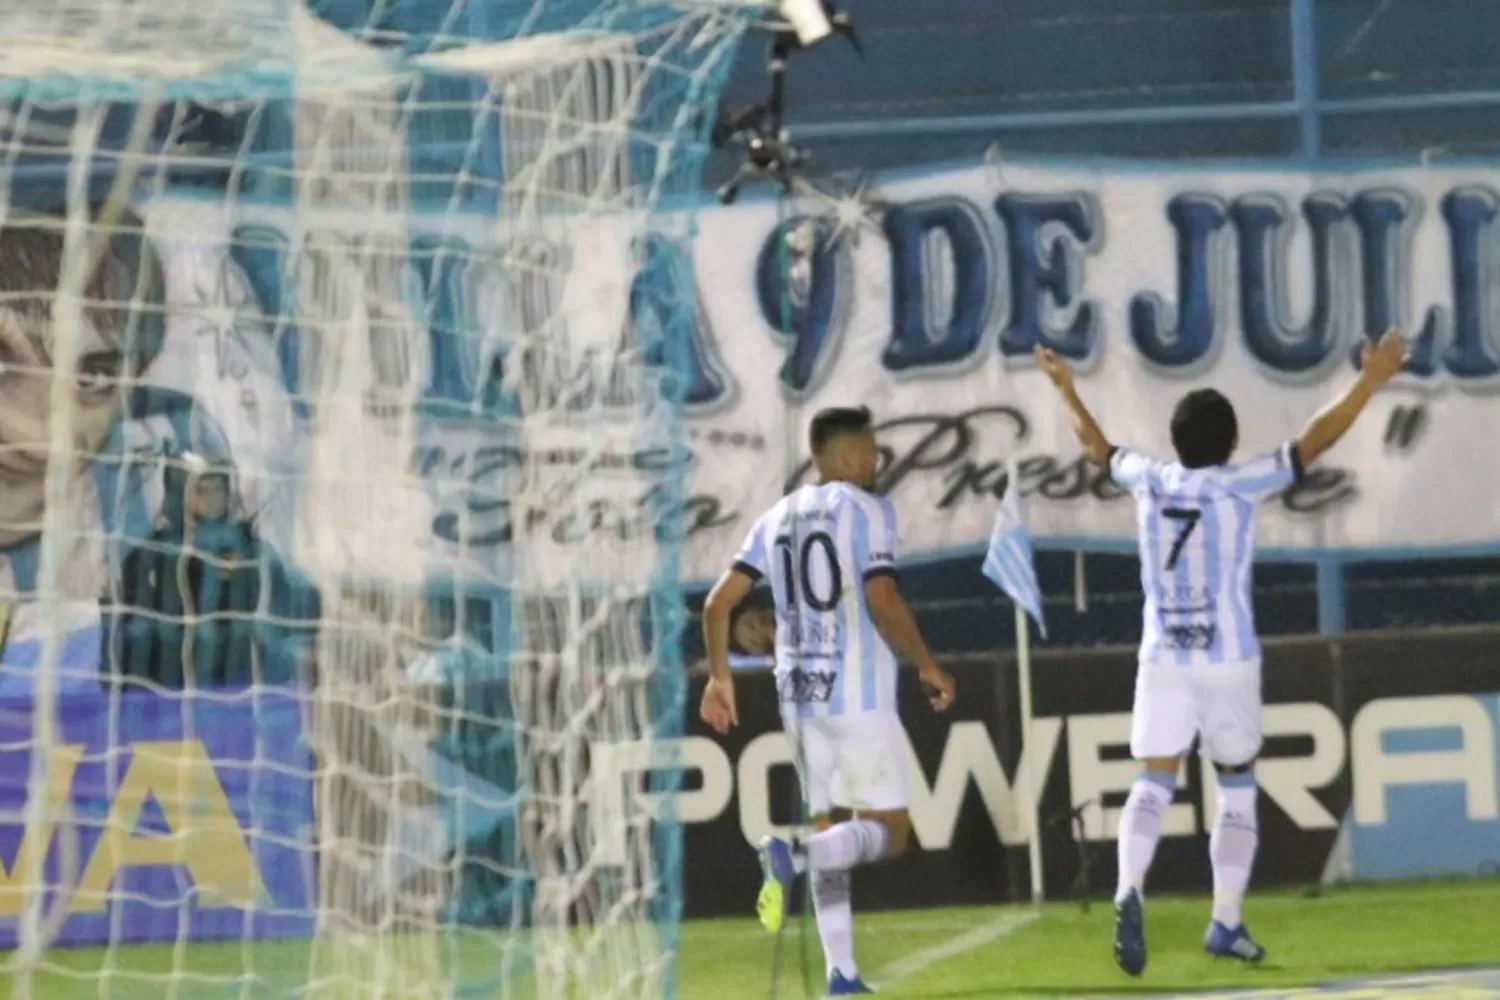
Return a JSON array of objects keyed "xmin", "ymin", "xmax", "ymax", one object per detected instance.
[{"xmin": 776, "ymin": 531, "xmax": 843, "ymax": 612}]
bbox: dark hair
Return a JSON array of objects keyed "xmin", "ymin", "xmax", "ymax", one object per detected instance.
[
  {"xmin": 809, "ymin": 406, "xmax": 873, "ymax": 455},
  {"xmin": 1170, "ymin": 389, "xmax": 1238, "ymax": 468},
  {"xmin": 0, "ymin": 206, "xmax": 166, "ymax": 374}
]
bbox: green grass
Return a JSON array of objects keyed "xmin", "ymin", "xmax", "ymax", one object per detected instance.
[{"xmin": 7, "ymin": 879, "xmax": 1500, "ymax": 999}]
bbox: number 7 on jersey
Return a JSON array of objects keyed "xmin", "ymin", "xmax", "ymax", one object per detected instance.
[{"xmin": 1162, "ymin": 507, "xmax": 1201, "ymax": 572}]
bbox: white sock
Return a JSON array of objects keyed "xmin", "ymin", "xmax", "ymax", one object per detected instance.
[
  {"xmin": 1210, "ymin": 775, "xmax": 1259, "ymax": 929},
  {"xmin": 1115, "ymin": 771, "xmax": 1176, "ymax": 904},
  {"xmin": 797, "ymin": 820, "xmax": 889, "ymax": 873},
  {"xmin": 811, "ymin": 867, "xmax": 857, "ymax": 980}
]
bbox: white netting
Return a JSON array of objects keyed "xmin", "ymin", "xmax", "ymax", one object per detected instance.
[
  {"xmin": 0, "ymin": 2, "xmax": 755, "ymax": 998},
  {"xmin": 0, "ymin": 0, "xmax": 292, "ymax": 82}
]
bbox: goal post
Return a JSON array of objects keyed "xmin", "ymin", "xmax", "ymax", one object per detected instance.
[{"xmin": 0, "ymin": 1, "xmax": 769, "ymax": 997}]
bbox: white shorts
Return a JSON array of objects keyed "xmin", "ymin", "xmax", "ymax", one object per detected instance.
[
  {"xmin": 779, "ymin": 708, "xmax": 911, "ymax": 816},
  {"xmin": 1130, "ymin": 657, "xmax": 1263, "ymax": 766}
]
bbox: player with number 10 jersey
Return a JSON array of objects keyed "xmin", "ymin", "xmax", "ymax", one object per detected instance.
[
  {"xmin": 734, "ymin": 480, "xmax": 900, "ymax": 717},
  {"xmin": 697, "ymin": 406, "xmax": 954, "ymax": 997}
]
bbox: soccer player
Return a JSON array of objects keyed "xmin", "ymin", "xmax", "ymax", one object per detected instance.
[
  {"xmin": 699, "ymin": 406, "xmax": 956, "ymax": 997},
  {"xmin": 1035, "ymin": 330, "xmax": 1408, "ymax": 976}
]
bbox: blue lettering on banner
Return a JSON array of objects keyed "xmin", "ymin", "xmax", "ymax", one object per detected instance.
[
  {"xmin": 755, "ymin": 216, "xmax": 848, "ymax": 396},
  {"xmin": 1130, "ymin": 194, "xmax": 1229, "ymax": 368},
  {"xmin": 220, "ymin": 174, "xmax": 1500, "ymax": 425},
  {"xmin": 1348, "ymin": 189, "xmax": 1439, "ymax": 377},
  {"xmin": 194, "ymin": 161, "xmax": 1500, "ymax": 568},
  {"xmin": 732, "ymin": 179, "xmax": 1500, "ymax": 393},
  {"xmin": 628, "ymin": 231, "xmax": 734, "ymax": 412},
  {"xmin": 994, "ymin": 193, "xmax": 1098, "ymax": 361},
  {"xmin": 1233, "ymin": 194, "xmax": 1347, "ymax": 374},
  {"xmin": 410, "ymin": 234, "xmax": 509, "ymax": 417},
  {"xmin": 229, "ymin": 225, "xmax": 309, "ymax": 417},
  {"xmin": 882, "ymin": 198, "xmax": 991, "ymax": 373},
  {"xmin": 1435, "ymin": 188, "xmax": 1500, "ymax": 380},
  {"xmin": 220, "ymin": 175, "xmax": 1500, "ymax": 422},
  {"xmin": 417, "ymin": 433, "xmax": 694, "ymax": 550}
]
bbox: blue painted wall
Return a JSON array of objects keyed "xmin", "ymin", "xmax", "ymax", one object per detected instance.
[{"xmin": 712, "ymin": 0, "xmax": 1500, "ymax": 177}]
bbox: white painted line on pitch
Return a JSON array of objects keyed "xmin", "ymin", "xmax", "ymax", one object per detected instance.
[
  {"xmin": 687, "ymin": 911, "xmax": 991, "ymax": 938},
  {"xmin": 870, "ymin": 909, "xmax": 1040, "ymax": 989},
  {"xmin": 690, "ymin": 921, "xmax": 985, "ymax": 938}
]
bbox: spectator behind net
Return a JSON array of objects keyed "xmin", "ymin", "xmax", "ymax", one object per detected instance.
[{"xmin": 114, "ymin": 451, "xmax": 270, "ymax": 688}]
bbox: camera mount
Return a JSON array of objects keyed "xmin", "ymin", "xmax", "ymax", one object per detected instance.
[{"xmin": 712, "ymin": 1, "xmax": 861, "ymax": 206}]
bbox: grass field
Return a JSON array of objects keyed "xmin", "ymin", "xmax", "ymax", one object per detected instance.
[{"xmin": 7, "ymin": 879, "xmax": 1500, "ymax": 999}]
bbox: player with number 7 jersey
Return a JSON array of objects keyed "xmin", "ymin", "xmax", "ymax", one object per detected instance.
[
  {"xmin": 697, "ymin": 406, "xmax": 955, "ymax": 997},
  {"xmin": 1034, "ymin": 331, "xmax": 1411, "ymax": 979}
]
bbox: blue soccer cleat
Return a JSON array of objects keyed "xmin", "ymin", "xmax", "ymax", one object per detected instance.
[
  {"xmin": 1204, "ymin": 921, "xmax": 1266, "ymax": 963},
  {"xmin": 1113, "ymin": 890, "xmax": 1147, "ymax": 977},
  {"xmin": 756, "ymin": 835, "xmax": 798, "ymax": 933},
  {"xmin": 827, "ymin": 970, "xmax": 874, "ymax": 995}
]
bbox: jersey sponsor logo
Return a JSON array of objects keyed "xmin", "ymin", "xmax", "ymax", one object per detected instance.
[
  {"xmin": 1158, "ymin": 588, "xmax": 1219, "ymax": 650},
  {"xmin": 1155, "ymin": 578, "xmax": 1220, "ymax": 651},
  {"xmin": 1161, "ymin": 621, "xmax": 1217, "ymax": 651},
  {"xmin": 779, "ymin": 667, "xmax": 837, "ymax": 704}
]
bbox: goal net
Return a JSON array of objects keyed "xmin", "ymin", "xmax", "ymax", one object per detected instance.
[{"xmin": 0, "ymin": 1, "xmax": 757, "ymax": 997}]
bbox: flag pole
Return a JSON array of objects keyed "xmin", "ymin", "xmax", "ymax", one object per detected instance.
[{"xmin": 1009, "ymin": 457, "xmax": 1046, "ymax": 908}]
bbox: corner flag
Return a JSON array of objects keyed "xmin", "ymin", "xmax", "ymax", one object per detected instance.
[{"xmin": 982, "ymin": 475, "xmax": 1048, "ymax": 639}]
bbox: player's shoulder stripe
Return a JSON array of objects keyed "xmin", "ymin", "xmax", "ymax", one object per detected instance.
[
  {"xmin": 842, "ymin": 484, "xmax": 894, "ymax": 516},
  {"xmin": 1189, "ymin": 467, "xmax": 1232, "ymax": 492},
  {"xmin": 756, "ymin": 494, "xmax": 794, "ymax": 535},
  {"xmin": 843, "ymin": 485, "xmax": 896, "ymax": 529},
  {"xmin": 775, "ymin": 487, "xmax": 807, "ymax": 513}
]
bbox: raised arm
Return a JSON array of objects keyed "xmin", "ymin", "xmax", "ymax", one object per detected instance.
[
  {"xmin": 1296, "ymin": 330, "xmax": 1408, "ymax": 468},
  {"xmin": 1034, "ymin": 346, "xmax": 1112, "ymax": 466}
]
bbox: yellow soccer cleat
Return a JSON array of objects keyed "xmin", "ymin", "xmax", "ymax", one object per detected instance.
[{"xmin": 755, "ymin": 835, "xmax": 797, "ymax": 933}]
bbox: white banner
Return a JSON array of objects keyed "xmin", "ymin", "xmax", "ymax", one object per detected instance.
[
  {"xmin": 138, "ymin": 163, "xmax": 1500, "ymax": 587},
  {"xmin": 676, "ymin": 160, "xmax": 1500, "ymax": 581},
  {"xmin": 5, "ymin": 157, "xmax": 1493, "ymax": 639}
]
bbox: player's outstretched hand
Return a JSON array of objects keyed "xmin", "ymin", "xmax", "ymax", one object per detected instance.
[
  {"xmin": 919, "ymin": 662, "xmax": 955, "ymax": 712},
  {"xmin": 1360, "ymin": 328, "xmax": 1409, "ymax": 385},
  {"xmin": 1033, "ymin": 345, "xmax": 1074, "ymax": 392},
  {"xmin": 700, "ymin": 675, "xmax": 738, "ymax": 734}
]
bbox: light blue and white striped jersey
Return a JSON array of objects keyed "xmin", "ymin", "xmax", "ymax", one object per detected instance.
[
  {"xmin": 1110, "ymin": 441, "xmax": 1305, "ymax": 666},
  {"xmin": 732, "ymin": 482, "xmax": 899, "ymax": 717}
]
